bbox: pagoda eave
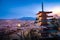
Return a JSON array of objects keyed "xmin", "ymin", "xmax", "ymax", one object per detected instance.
[
  {"xmin": 39, "ymin": 16, "xmax": 53, "ymax": 17},
  {"xmin": 37, "ymin": 11, "xmax": 52, "ymax": 15},
  {"xmin": 39, "ymin": 11, "xmax": 52, "ymax": 13}
]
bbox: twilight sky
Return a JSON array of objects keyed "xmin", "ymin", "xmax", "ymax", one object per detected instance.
[{"xmin": 0, "ymin": 0, "xmax": 60, "ymax": 19}]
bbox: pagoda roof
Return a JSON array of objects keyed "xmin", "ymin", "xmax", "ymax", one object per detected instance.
[
  {"xmin": 37, "ymin": 11, "xmax": 52, "ymax": 15},
  {"xmin": 39, "ymin": 16, "xmax": 53, "ymax": 17}
]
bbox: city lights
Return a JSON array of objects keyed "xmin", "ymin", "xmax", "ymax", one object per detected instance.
[{"xmin": 17, "ymin": 23, "xmax": 21, "ymax": 27}]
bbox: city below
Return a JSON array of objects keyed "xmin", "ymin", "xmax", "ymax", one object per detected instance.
[{"xmin": 0, "ymin": 16, "xmax": 60, "ymax": 40}]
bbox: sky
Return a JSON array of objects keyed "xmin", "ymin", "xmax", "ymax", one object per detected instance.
[{"xmin": 0, "ymin": 0, "xmax": 60, "ymax": 19}]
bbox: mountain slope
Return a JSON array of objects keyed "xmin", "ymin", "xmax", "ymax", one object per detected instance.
[{"xmin": 19, "ymin": 17, "xmax": 36, "ymax": 20}]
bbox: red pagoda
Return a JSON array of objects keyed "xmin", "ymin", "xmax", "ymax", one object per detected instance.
[{"xmin": 35, "ymin": 2, "xmax": 53, "ymax": 26}]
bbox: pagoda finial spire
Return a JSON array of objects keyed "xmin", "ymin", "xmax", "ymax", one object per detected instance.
[{"xmin": 42, "ymin": 1, "xmax": 44, "ymax": 12}]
